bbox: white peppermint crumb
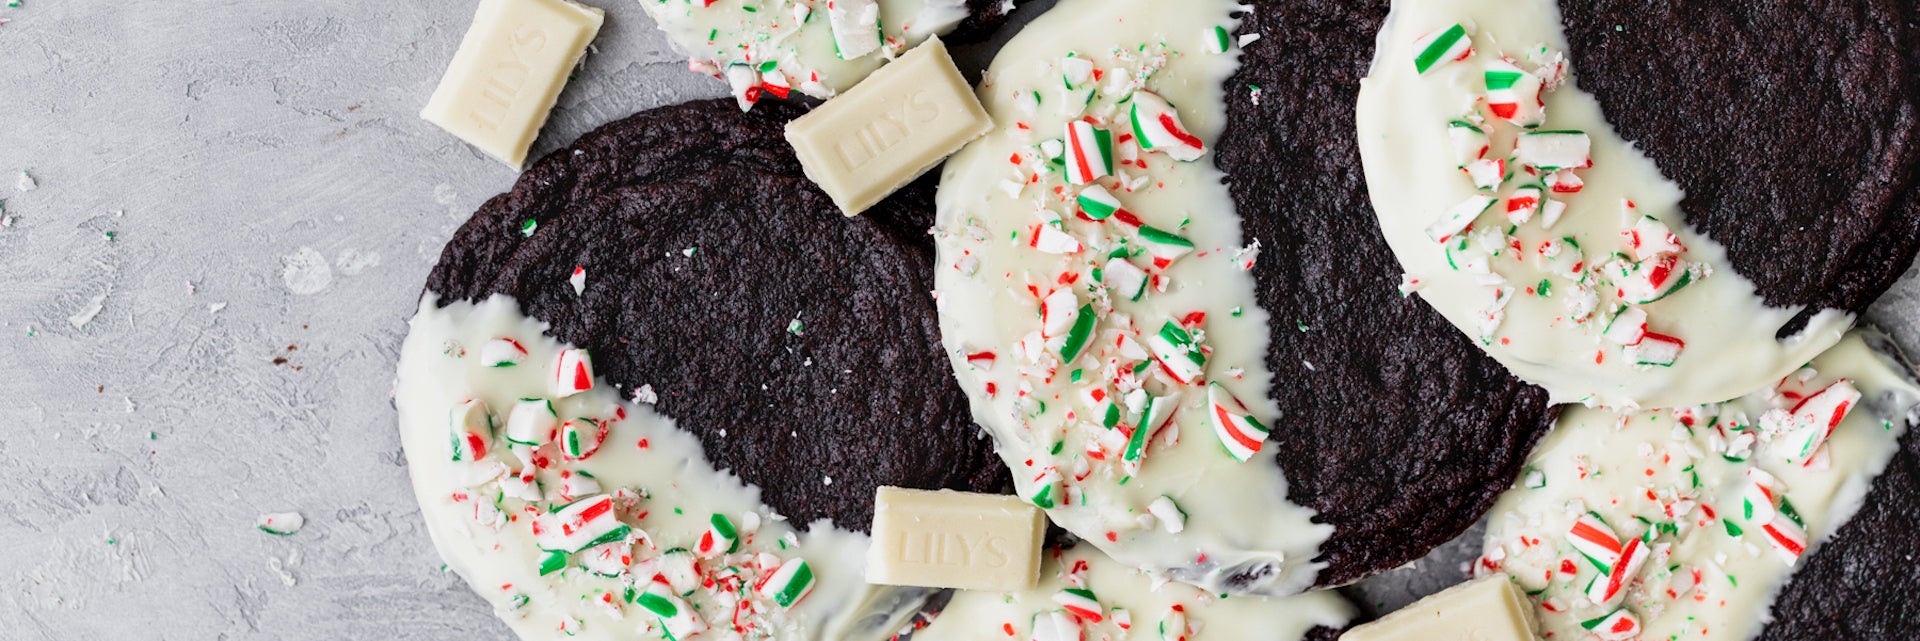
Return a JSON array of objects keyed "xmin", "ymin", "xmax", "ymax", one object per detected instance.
[
  {"xmin": 1238, "ymin": 33, "xmax": 1262, "ymax": 46},
  {"xmin": 681, "ymin": 247, "xmax": 698, "ymax": 257},
  {"xmin": 823, "ymin": 476, "xmax": 833, "ymax": 486},
  {"xmin": 68, "ymin": 293, "xmax": 107, "ymax": 328},
  {"xmin": 1303, "ymin": 360, "xmax": 1317, "ymax": 372},
  {"xmin": 569, "ymin": 267, "xmax": 587, "ymax": 296},
  {"xmin": 1, "ymin": 216, "xmax": 13, "ymax": 228},
  {"xmin": 208, "ymin": 302, "xmax": 227, "ymax": 313},
  {"xmin": 633, "ymin": 384, "xmax": 658, "ymax": 405},
  {"xmin": 16, "ymin": 170, "xmax": 36, "ymax": 192}
]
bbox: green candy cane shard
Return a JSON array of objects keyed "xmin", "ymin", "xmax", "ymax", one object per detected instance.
[{"xmin": 1059, "ymin": 304, "xmax": 1097, "ymax": 363}]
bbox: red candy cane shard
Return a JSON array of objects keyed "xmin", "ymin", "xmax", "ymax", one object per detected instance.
[
  {"xmin": 533, "ymin": 494, "xmax": 629, "ymax": 554},
  {"xmin": 1447, "ymin": 120, "xmax": 1490, "ymax": 166},
  {"xmin": 1781, "ymin": 380, "xmax": 1860, "ymax": 464},
  {"xmin": 1130, "ymin": 91, "xmax": 1205, "ymax": 162},
  {"xmin": 553, "ymin": 348, "xmax": 594, "ymax": 398},
  {"xmin": 1146, "ymin": 321, "xmax": 1206, "ymax": 384},
  {"xmin": 449, "ymin": 398, "xmax": 493, "ymax": 461},
  {"xmin": 1208, "ymin": 383, "xmax": 1271, "ymax": 462},
  {"xmin": 1052, "ymin": 588, "xmax": 1105, "ymax": 622},
  {"xmin": 480, "ymin": 337, "xmax": 529, "ymax": 367},
  {"xmin": 1568, "ymin": 512, "xmax": 1623, "ymax": 572},
  {"xmin": 1064, "ymin": 120, "xmax": 1113, "ymax": 185}
]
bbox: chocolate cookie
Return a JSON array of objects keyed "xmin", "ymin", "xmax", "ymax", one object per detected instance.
[
  {"xmin": 1219, "ymin": 1, "xmax": 1558, "ymax": 587},
  {"xmin": 1221, "ymin": 0, "xmax": 1920, "ymax": 600},
  {"xmin": 1557, "ymin": 1, "xmax": 1920, "ymax": 333},
  {"xmin": 425, "ymin": 99, "xmax": 1007, "ymax": 531},
  {"xmin": 1759, "ymin": 339, "xmax": 1920, "ymax": 641}
]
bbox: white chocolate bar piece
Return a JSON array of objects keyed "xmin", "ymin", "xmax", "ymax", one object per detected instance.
[
  {"xmin": 1341, "ymin": 575, "xmax": 1541, "ymax": 641},
  {"xmin": 865, "ymin": 487, "xmax": 1045, "ymax": 592},
  {"xmin": 421, "ymin": 0, "xmax": 603, "ymax": 169},
  {"xmin": 785, "ymin": 37, "xmax": 991, "ymax": 216}
]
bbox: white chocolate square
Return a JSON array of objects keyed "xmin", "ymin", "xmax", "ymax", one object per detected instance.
[
  {"xmin": 866, "ymin": 487, "xmax": 1046, "ymax": 592},
  {"xmin": 421, "ymin": 0, "xmax": 603, "ymax": 168}
]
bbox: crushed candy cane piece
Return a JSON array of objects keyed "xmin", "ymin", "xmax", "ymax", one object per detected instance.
[
  {"xmin": 1515, "ymin": 130, "xmax": 1591, "ymax": 171},
  {"xmin": 1064, "ymin": 120, "xmax": 1113, "ymax": 185},
  {"xmin": 533, "ymin": 494, "xmax": 629, "ymax": 553},
  {"xmin": 1024, "ymin": 468, "xmax": 1063, "ymax": 509},
  {"xmin": 1032, "ymin": 609, "xmax": 1084, "ymax": 641},
  {"xmin": 1778, "ymin": 380, "xmax": 1859, "ymax": 464},
  {"xmin": 1053, "ymin": 587, "xmax": 1105, "ymax": 622},
  {"xmin": 1076, "ymin": 184, "xmax": 1124, "ymax": 220},
  {"xmin": 1447, "ymin": 120, "xmax": 1490, "ymax": 165},
  {"xmin": 633, "ymin": 581, "xmax": 706, "ymax": 639},
  {"xmin": 1146, "ymin": 321, "xmax": 1206, "ymax": 384},
  {"xmin": 725, "ymin": 64, "xmax": 762, "ymax": 112},
  {"xmin": 480, "ymin": 337, "xmax": 529, "ymax": 367},
  {"xmin": 1031, "ymin": 224, "xmax": 1082, "ymax": 255},
  {"xmin": 257, "ymin": 512, "xmax": 304, "ymax": 536},
  {"xmin": 1627, "ymin": 332, "xmax": 1685, "ymax": 367},
  {"xmin": 695, "ymin": 512, "xmax": 739, "ymax": 557},
  {"xmin": 1581, "ymin": 608, "xmax": 1641, "ymax": 641},
  {"xmin": 758, "ymin": 557, "xmax": 816, "ymax": 607},
  {"xmin": 827, "ymin": 0, "xmax": 882, "ymax": 60},
  {"xmin": 1427, "ymin": 194, "xmax": 1498, "ymax": 242},
  {"xmin": 1104, "ymin": 257, "xmax": 1148, "ymax": 302},
  {"xmin": 449, "ymin": 398, "xmax": 493, "ymax": 461},
  {"xmin": 1148, "ymin": 495, "xmax": 1186, "ymax": 533},
  {"xmin": 1129, "ymin": 90, "xmax": 1205, "ymax": 161},
  {"xmin": 1159, "ymin": 606, "xmax": 1189, "ymax": 641},
  {"xmin": 1602, "ymin": 306, "xmax": 1648, "ymax": 346},
  {"xmin": 505, "ymin": 398, "xmax": 558, "ymax": 447},
  {"xmin": 1484, "ymin": 59, "xmax": 1545, "ymax": 126},
  {"xmin": 552, "ymin": 348, "xmax": 594, "ymax": 398},
  {"xmin": 1208, "ymin": 383, "xmax": 1271, "ymax": 462},
  {"xmin": 559, "ymin": 419, "xmax": 606, "ymax": 461},
  {"xmin": 1412, "ymin": 23, "xmax": 1474, "ymax": 74},
  {"xmin": 1462, "ymin": 157, "xmax": 1508, "ymax": 190}
]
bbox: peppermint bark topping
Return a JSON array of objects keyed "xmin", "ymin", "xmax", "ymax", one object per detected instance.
[{"xmin": 1403, "ymin": 30, "xmax": 1710, "ymax": 370}]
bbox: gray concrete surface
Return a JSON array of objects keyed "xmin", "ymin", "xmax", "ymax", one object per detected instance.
[{"xmin": 0, "ymin": 1, "xmax": 1915, "ymax": 639}]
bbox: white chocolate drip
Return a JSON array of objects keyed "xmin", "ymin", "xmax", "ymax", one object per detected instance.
[{"xmin": 933, "ymin": 0, "xmax": 1330, "ymax": 595}]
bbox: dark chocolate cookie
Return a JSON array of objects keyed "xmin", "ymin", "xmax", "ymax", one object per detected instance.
[
  {"xmin": 1557, "ymin": 1, "xmax": 1920, "ymax": 334},
  {"xmin": 1220, "ymin": 1, "xmax": 1558, "ymax": 587},
  {"xmin": 426, "ymin": 99, "xmax": 1007, "ymax": 532},
  {"xmin": 1758, "ymin": 332, "xmax": 1920, "ymax": 641},
  {"xmin": 1220, "ymin": 0, "xmax": 1920, "ymax": 597},
  {"xmin": 946, "ymin": 0, "xmax": 1020, "ymax": 44}
]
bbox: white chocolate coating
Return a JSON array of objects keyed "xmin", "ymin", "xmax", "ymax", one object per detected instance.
[
  {"xmin": 915, "ymin": 544, "xmax": 1354, "ymax": 641},
  {"xmin": 933, "ymin": 0, "xmax": 1330, "ymax": 595},
  {"xmin": 1357, "ymin": 0, "xmax": 1853, "ymax": 410},
  {"xmin": 1480, "ymin": 331, "xmax": 1920, "ymax": 640},
  {"xmin": 637, "ymin": 0, "xmax": 973, "ymax": 101},
  {"xmin": 396, "ymin": 295, "xmax": 928, "ymax": 641}
]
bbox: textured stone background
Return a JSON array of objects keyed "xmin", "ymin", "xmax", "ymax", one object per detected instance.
[{"xmin": 1, "ymin": 1, "xmax": 1916, "ymax": 639}]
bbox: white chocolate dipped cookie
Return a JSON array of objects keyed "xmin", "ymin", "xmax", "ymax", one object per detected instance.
[
  {"xmin": 934, "ymin": 0, "xmax": 1562, "ymax": 594},
  {"xmin": 398, "ymin": 295, "xmax": 923, "ymax": 641},
  {"xmin": 1478, "ymin": 330, "xmax": 1920, "ymax": 640},
  {"xmin": 934, "ymin": 0, "xmax": 1331, "ymax": 596},
  {"xmin": 1355, "ymin": 0, "xmax": 1920, "ymax": 410}
]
